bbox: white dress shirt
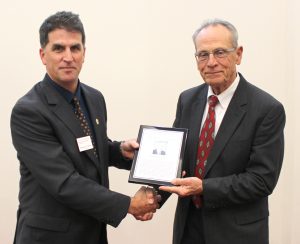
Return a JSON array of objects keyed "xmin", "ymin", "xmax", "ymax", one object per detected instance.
[{"xmin": 200, "ymin": 73, "xmax": 240, "ymax": 136}]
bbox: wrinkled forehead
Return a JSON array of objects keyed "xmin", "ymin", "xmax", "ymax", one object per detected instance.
[
  {"xmin": 195, "ymin": 25, "xmax": 233, "ymax": 50},
  {"xmin": 47, "ymin": 29, "xmax": 84, "ymax": 45}
]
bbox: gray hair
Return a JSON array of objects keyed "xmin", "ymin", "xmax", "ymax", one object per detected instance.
[{"xmin": 192, "ymin": 19, "xmax": 239, "ymax": 48}]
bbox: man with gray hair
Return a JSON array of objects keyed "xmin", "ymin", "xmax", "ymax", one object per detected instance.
[{"xmin": 160, "ymin": 19, "xmax": 285, "ymax": 244}]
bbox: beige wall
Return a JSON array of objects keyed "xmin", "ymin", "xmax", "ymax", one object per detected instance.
[{"xmin": 1, "ymin": 0, "xmax": 299, "ymax": 243}]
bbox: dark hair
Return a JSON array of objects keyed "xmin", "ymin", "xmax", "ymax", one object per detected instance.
[{"xmin": 39, "ymin": 11, "xmax": 85, "ymax": 48}]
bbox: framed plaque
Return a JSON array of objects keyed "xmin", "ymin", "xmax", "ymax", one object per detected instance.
[{"xmin": 129, "ymin": 125, "xmax": 188, "ymax": 186}]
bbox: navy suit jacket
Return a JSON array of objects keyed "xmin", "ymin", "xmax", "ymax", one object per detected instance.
[
  {"xmin": 170, "ymin": 74, "xmax": 285, "ymax": 244},
  {"xmin": 11, "ymin": 75, "xmax": 131, "ymax": 244}
]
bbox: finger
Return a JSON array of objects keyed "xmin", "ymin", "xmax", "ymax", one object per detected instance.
[
  {"xmin": 125, "ymin": 139, "xmax": 139, "ymax": 150},
  {"xmin": 146, "ymin": 187, "xmax": 156, "ymax": 197},
  {"xmin": 145, "ymin": 186, "xmax": 154, "ymax": 195},
  {"xmin": 171, "ymin": 178, "xmax": 186, "ymax": 186},
  {"xmin": 155, "ymin": 203, "xmax": 160, "ymax": 210},
  {"xmin": 140, "ymin": 186, "xmax": 147, "ymax": 191},
  {"xmin": 159, "ymin": 186, "xmax": 179, "ymax": 194},
  {"xmin": 146, "ymin": 213, "xmax": 154, "ymax": 221},
  {"xmin": 137, "ymin": 186, "xmax": 147, "ymax": 196},
  {"xmin": 159, "ymin": 185, "xmax": 171, "ymax": 191},
  {"xmin": 145, "ymin": 187, "xmax": 155, "ymax": 204},
  {"xmin": 131, "ymin": 140, "xmax": 139, "ymax": 149},
  {"xmin": 138, "ymin": 212, "xmax": 153, "ymax": 221},
  {"xmin": 142, "ymin": 213, "xmax": 153, "ymax": 221},
  {"xmin": 156, "ymin": 194, "xmax": 162, "ymax": 203},
  {"xmin": 182, "ymin": 171, "xmax": 187, "ymax": 177}
]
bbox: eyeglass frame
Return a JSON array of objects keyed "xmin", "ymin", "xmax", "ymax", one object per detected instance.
[{"xmin": 195, "ymin": 47, "xmax": 236, "ymax": 62}]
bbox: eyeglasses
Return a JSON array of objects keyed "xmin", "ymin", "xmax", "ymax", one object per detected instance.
[{"xmin": 195, "ymin": 48, "xmax": 236, "ymax": 62}]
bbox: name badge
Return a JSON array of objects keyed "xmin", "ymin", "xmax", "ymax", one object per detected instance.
[{"xmin": 76, "ymin": 136, "xmax": 94, "ymax": 152}]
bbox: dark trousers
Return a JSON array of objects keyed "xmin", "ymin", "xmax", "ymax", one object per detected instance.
[{"xmin": 181, "ymin": 203, "xmax": 205, "ymax": 244}]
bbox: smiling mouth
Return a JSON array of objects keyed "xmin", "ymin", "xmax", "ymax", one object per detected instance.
[
  {"xmin": 60, "ymin": 67, "xmax": 76, "ymax": 70},
  {"xmin": 206, "ymin": 71, "xmax": 221, "ymax": 75}
]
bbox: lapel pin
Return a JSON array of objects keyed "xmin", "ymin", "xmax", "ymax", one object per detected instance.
[{"xmin": 96, "ymin": 118, "xmax": 99, "ymax": 125}]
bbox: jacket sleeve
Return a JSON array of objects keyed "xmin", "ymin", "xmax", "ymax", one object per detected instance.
[{"xmin": 11, "ymin": 99, "xmax": 130, "ymax": 227}]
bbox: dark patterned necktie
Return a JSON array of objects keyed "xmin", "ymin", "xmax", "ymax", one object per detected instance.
[
  {"xmin": 193, "ymin": 95, "xmax": 219, "ymax": 208},
  {"xmin": 72, "ymin": 97, "xmax": 98, "ymax": 158}
]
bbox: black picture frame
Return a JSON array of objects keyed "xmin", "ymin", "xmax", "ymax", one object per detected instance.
[{"xmin": 128, "ymin": 125, "xmax": 188, "ymax": 186}]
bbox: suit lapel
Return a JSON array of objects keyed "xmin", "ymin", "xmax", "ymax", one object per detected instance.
[
  {"xmin": 81, "ymin": 86, "xmax": 106, "ymax": 175},
  {"xmin": 204, "ymin": 77, "xmax": 248, "ymax": 177},
  {"xmin": 41, "ymin": 80, "xmax": 102, "ymax": 173}
]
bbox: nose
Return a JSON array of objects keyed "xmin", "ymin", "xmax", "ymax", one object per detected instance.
[
  {"xmin": 63, "ymin": 48, "xmax": 73, "ymax": 62},
  {"xmin": 206, "ymin": 53, "xmax": 218, "ymax": 66}
]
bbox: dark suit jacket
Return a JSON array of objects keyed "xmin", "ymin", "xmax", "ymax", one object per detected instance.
[
  {"xmin": 11, "ymin": 74, "xmax": 132, "ymax": 244},
  {"xmin": 171, "ymin": 74, "xmax": 285, "ymax": 244}
]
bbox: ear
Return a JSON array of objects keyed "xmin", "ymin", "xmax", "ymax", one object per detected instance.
[
  {"xmin": 236, "ymin": 46, "xmax": 243, "ymax": 65},
  {"xmin": 39, "ymin": 48, "xmax": 47, "ymax": 65},
  {"xmin": 195, "ymin": 56, "xmax": 200, "ymax": 70},
  {"xmin": 82, "ymin": 47, "xmax": 86, "ymax": 63}
]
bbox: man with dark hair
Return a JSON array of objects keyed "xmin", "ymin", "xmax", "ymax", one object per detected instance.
[
  {"xmin": 39, "ymin": 11, "xmax": 86, "ymax": 48},
  {"xmin": 11, "ymin": 11, "xmax": 159, "ymax": 244},
  {"xmin": 160, "ymin": 19, "xmax": 285, "ymax": 244}
]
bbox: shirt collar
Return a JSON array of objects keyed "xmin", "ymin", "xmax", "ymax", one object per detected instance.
[
  {"xmin": 46, "ymin": 74, "xmax": 82, "ymax": 103},
  {"xmin": 207, "ymin": 73, "xmax": 240, "ymax": 108}
]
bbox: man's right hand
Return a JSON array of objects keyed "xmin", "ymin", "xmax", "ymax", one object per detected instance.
[{"xmin": 128, "ymin": 186, "xmax": 160, "ymax": 221}]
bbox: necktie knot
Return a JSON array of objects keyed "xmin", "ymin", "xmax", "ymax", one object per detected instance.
[
  {"xmin": 72, "ymin": 96, "xmax": 80, "ymax": 108},
  {"xmin": 208, "ymin": 95, "xmax": 219, "ymax": 108},
  {"xmin": 72, "ymin": 97, "xmax": 83, "ymax": 118}
]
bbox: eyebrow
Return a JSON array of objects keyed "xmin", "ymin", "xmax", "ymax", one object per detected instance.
[
  {"xmin": 52, "ymin": 44, "xmax": 64, "ymax": 50},
  {"xmin": 70, "ymin": 44, "xmax": 82, "ymax": 49},
  {"xmin": 51, "ymin": 43, "xmax": 82, "ymax": 50}
]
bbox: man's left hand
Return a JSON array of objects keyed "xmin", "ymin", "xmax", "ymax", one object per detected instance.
[
  {"xmin": 159, "ymin": 177, "xmax": 203, "ymax": 197},
  {"xmin": 120, "ymin": 139, "xmax": 139, "ymax": 159}
]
